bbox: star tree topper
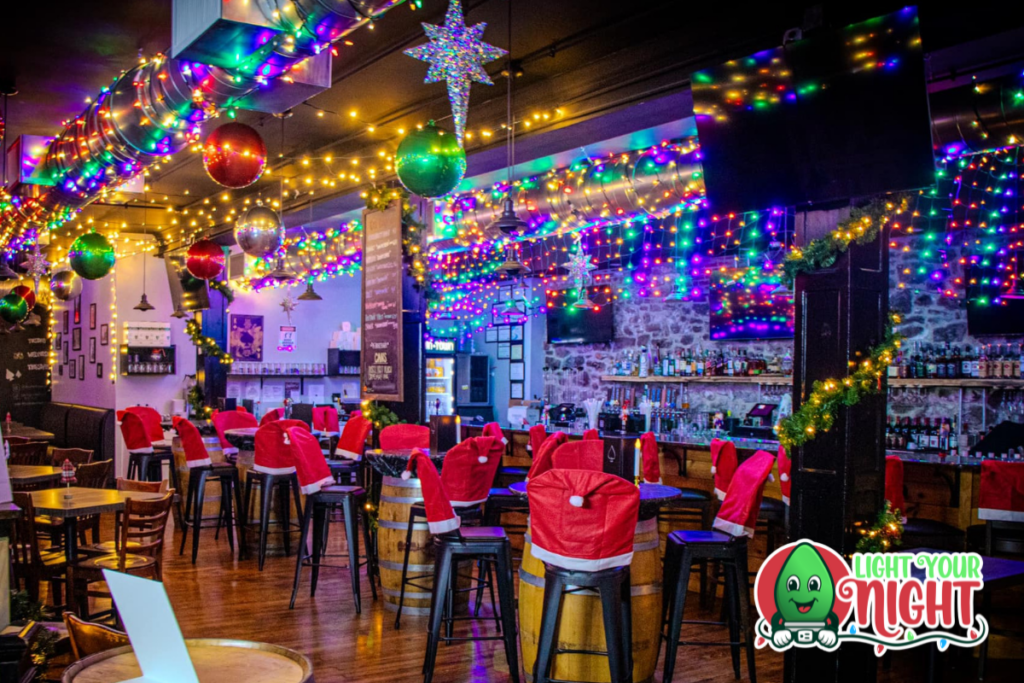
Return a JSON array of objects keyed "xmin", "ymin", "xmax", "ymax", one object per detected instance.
[
  {"xmin": 563, "ymin": 233, "xmax": 596, "ymax": 289},
  {"xmin": 20, "ymin": 243, "xmax": 50, "ymax": 291},
  {"xmin": 404, "ymin": 0, "xmax": 506, "ymax": 141},
  {"xmin": 280, "ymin": 292, "xmax": 297, "ymax": 325}
]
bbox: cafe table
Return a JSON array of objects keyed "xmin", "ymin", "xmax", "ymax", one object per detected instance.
[
  {"xmin": 223, "ymin": 427, "xmax": 258, "ymax": 452},
  {"xmin": 62, "ymin": 638, "xmax": 314, "ymax": 683},
  {"xmin": 1, "ymin": 423, "xmax": 55, "ymax": 443},
  {"xmin": 512, "ymin": 480, "xmax": 682, "ymax": 683},
  {"xmin": 30, "ymin": 488, "xmax": 164, "ymax": 597},
  {"xmin": 9, "ymin": 465, "xmax": 61, "ymax": 489}
]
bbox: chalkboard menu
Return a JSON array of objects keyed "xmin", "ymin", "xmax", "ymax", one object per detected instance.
[
  {"xmin": 0, "ymin": 309, "xmax": 51, "ymax": 423},
  {"xmin": 361, "ymin": 203, "xmax": 404, "ymax": 401}
]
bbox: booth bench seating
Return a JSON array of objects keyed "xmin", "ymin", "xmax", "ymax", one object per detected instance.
[{"xmin": 37, "ymin": 403, "xmax": 116, "ymax": 478}]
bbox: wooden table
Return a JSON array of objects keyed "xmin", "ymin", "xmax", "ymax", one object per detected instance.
[
  {"xmin": 62, "ymin": 638, "xmax": 314, "ymax": 682},
  {"xmin": 1, "ymin": 423, "xmax": 55, "ymax": 442},
  {"xmin": 31, "ymin": 488, "xmax": 165, "ymax": 597},
  {"xmin": 9, "ymin": 465, "xmax": 61, "ymax": 488},
  {"xmin": 223, "ymin": 427, "xmax": 258, "ymax": 452}
]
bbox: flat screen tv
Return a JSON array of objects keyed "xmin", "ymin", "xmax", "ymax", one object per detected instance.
[
  {"xmin": 710, "ymin": 280, "xmax": 794, "ymax": 341},
  {"xmin": 546, "ymin": 292, "xmax": 614, "ymax": 345},
  {"xmin": 691, "ymin": 7, "xmax": 934, "ymax": 213}
]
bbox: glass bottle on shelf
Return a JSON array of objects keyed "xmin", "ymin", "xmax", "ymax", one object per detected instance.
[
  {"xmin": 979, "ymin": 345, "xmax": 990, "ymax": 379},
  {"xmin": 949, "ymin": 344, "xmax": 960, "ymax": 379}
]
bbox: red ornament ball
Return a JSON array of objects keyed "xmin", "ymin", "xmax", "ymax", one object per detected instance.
[
  {"xmin": 202, "ymin": 123, "xmax": 267, "ymax": 189},
  {"xmin": 186, "ymin": 240, "xmax": 225, "ymax": 281},
  {"xmin": 11, "ymin": 285, "xmax": 35, "ymax": 310}
]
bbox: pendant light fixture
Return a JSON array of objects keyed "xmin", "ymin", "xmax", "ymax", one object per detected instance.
[
  {"xmin": 297, "ymin": 281, "xmax": 322, "ymax": 301},
  {"xmin": 134, "ymin": 248, "xmax": 155, "ymax": 311},
  {"xmin": 170, "ymin": 303, "xmax": 189, "ymax": 319},
  {"xmin": 268, "ymin": 255, "xmax": 295, "ymax": 282}
]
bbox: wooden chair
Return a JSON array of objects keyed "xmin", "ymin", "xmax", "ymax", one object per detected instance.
[
  {"xmin": 72, "ymin": 461, "xmax": 114, "ymax": 547},
  {"xmin": 9, "ymin": 442, "xmax": 49, "ymax": 466},
  {"xmin": 73, "ymin": 491, "xmax": 175, "ymax": 618},
  {"xmin": 51, "ymin": 448, "xmax": 93, "ymax": 467},
  {"xmin": 62, "ymin": 611, "xmax": 129, "ymax": 660},
  {"xmin": 79, "ymin": 479, "xmax": 171, "ymax": 559},
  {"xmin": 11, "ymin": 492, "xmax": 66, "ymax": 606},
  {"xmin": 3, "ymin": 435, "xmax": 30, "ymax": 446}
]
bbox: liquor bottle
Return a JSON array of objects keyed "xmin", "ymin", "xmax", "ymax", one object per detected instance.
[
  {"xmin": 782, "ymin": 349, "xmax": 793, "ymax": 376},
  {"xmin": 925, "ymin": 345, "xmax": 938, "ymax": 379},
  {"xmin": 639, "ymin": 346, "xmax": 649, "ymax": 378},
  {"xmin": 927, "ymin": 418, "xmax": 939, "ymax": 450},
  {"xmin": 1002, "ymin": 344, "xmax": 1014, "ymax": 379},
  {"xmin": 961, "ymin": 345, "xmax": 973, "ymax": 380},
  {"xmin": 887, "ymin": 349, "xmax": 900, "ymax": 378},
  {"xmin": 913, "ymin": 344, "xmax": 925, "ymax": 379},
  {"xmin": 939, "ymin": 418, "xmax": 950, "ymax": 451},
  {"xmin": 1016, "ymin": 343, "xmax": 1023, "ymax": 379},
  {"xmin": 979, "ymin": 345, "xmax": 990, "ymax": 378},
  {"xmin": 949, "ymin": 345, "xmax": 961, "ymax": 379},
  {"xmin": 652, "ymin": 344, "xmax": 662, "ymax": 377},
  {"xmin": 936, "ymin": 345, "xmax": 947, "ymax": 379},
  {"xmin": 665, "ymin": 351, "xmax": 675, "ymax": 377}
]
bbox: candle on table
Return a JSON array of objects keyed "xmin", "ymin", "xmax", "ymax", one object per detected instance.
[
  {"xmin": 634, "ymin": 438, "xmax": 641, "ymax": 482},
  {"xmin": 455, "ymin": 415, "xmax": 462, "ymax": 443}
]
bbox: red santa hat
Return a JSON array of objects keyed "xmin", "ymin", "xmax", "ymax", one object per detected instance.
[
  {"xmin": 405, "ymin": 437, "xmax": 500, "ymax": 507},
  {"xmin": 119, "ymin": 412, "xmax": 153, "ymax": 454},
  {"xmin": 712, "ymin": 449, "xmax": 776, "ymax": 538},
  {"xmin": 526, "ymin": 431, "xmax": 569, "ymax": 483},
  {"xmin": 640, "ymin": 432, "xmax": 662, "ymax": 484},
  {"xmin": 254, "ymin": 422, "xmax": 299, "ymax": 474},
  {"xmin": 287, "ymin": 427, "xmax": 335, "ymax": 495},
  {"xmin": 778, "ymin": 446, "xmax": 792, "ymax": 506},
  {"xmin": 527, "ymin": 424, "xmax": 547, "ymax": 453},
  {"xmin": 481, "ymin": 421, "xmax": 509, "ymax": 446},
  {"xmin": 979, "ymin": 459, "xmax": 1024, "ymax": 522},
  {"xmin": 336, "ymin": 416, "xmax": 371, "ymax": 460},
  {"xmin": 126, "ymin": 406, "xmax": 166, "ymax": 443},
  {"xmin": 259, "ymin": 408, "xmax": 284, "ymax": 426},
  {"xmin": 711, "ymin": 438, "xmax": 738, "ymax": 501},
  {"xmin": 582, "ymin": 429, "xmax": 600, "ymax": 441},
  {"xmin": 526, "ymin": 469, "xmax": 640, "ymax": 571},
  {"xmin": 403, "ymin": 449, "xmax": 459, "ymax": 534},
  {"xmin": 884, "ymin": 455, "xmax": 906, "ymax": 519},
  {"xmin": 175, "ymin": 418, "xmax": 212, "ymax": 468},
  {"xmin": 551, "ymin": 439, "xmax": 604, "ymax": 472},
  {"xmin": 313, "ymin": 406, "xmax": 341, "ymax": 436}
]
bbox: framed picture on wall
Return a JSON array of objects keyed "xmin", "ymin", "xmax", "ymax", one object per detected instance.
[
  {"xmin": 78, "ymin": 356, "xmax": 85, "ymax": 381},
  {"xmin": 510, "ymin": 343, "xmax": 523, "ymax": 361},
  {"xmin": 498, "ymin": 326, "xmax": 511, "ymax": 342},
  {"xmin": 69, "ymin": 359, "xmax": 76, "ymax": 379},
  {"xmin": 96, "ymin": 363, "xmax": 103, "ymax": 379},
  {"xmin": 89, "ymin": 337, "xmax": 96, "ymax": 364},
  {"xmin": 497, "ymin": 343, "xmax": 510, "ymax": 360},
  {"xmin": 510, "ymin": 361, "xmax": 525, "ymax": 381},
  {"xmin": 55, "ymin": 332, "xmax": 62, "ymax": 352},
  {"xmin": 229, "ymin": 314, "xmax": 264, "ymax": 362},
  {"xmin": 58, "ymin": 365, "xmax": 63, "ymax": 377},
  {"xmin": 74, "ymin": 297, "xmax": 81, "ymax": 325},
  {"xmin": 72, "ymin": 328, "xmax": 81, "ymax": 351},
  {"xmin": 100, "ymin": 324, "xmax": 109, "ymax": 346},
  {"xmin": 63, "ymin": 342, "xmax": 69, "ymax": 365},
  {"xmin": 485, "ymin": 327, "xmax": 497, "ymax": 343},
  {"xmin": 89, "ymin": 303, "xmax": 97, "ymax": 330},
  {"xmin": 510, "ymin": 325, "xmax": 524, "ymax": 341},
  {"xmin": 510, "ymin": 382, "xmax": 524, "ymax": 400},
  {"xmin": 62, "ymin": 310, "xmax": 69, "ymax": 334},
  {"xmin": 498, "ymin": 286, "xmax": 513, "ymax": 302}
]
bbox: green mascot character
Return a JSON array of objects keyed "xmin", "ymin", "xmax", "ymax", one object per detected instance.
[{"xmin": 769, "ymin": 542, "xmax": 840, "ymax": 648}]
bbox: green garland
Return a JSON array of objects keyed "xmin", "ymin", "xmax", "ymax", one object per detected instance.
[
  {"xmin": 208, "ymin": 279, "xmax": 235, "ymax": 303},
  {"xmin": 854, "ymin": 500, "xmax": 904, "ymax": 553},
  {"xmin": 775, "ymin": 311, "xmax": 903, "ymax": 450},
  {"xmin": 362, "ymin": 400, "xmax": 403, "ymax": 430},
  {"xmin": 782, "ymin": 195, "xmax": 909, "ymax": 286},
  {"xmin": 365, "ymin": 185, "xmax": 437, "ymax": 301},
  {"xmin": 185, "ymin": 318, "xmax": 233, "ymax": 365}
]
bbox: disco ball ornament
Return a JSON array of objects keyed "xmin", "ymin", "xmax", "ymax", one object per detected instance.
[
  {"xmin": 186, "ymin": 239, "xmax": 225, "ymax": 280},
  {"xmin": 0, "ymin": 292, "xmax": 29, "ymax": 325},
  {"xmin": 395, "ymin": 124, "xmax": 466, "ymax": 198},
  {"xmin": 69, "ymin": 232, "xmax": 115, "ymax": 281},
  {"xmin": 235, "ymin": 203, "xmax": 284, "ymax": 258},
  {"xmin": 203, "ymin": 122, "xmax": 267, "ymax": 189},
  {"xmin": 49, "ymin": 270, "xmax": 82, "ymax": 301},
  {"xmin": 11, "ymin": 285, "xmax": 35, "ymax": 310}
]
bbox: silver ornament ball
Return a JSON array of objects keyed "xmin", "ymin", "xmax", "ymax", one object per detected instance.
[
  {"xmin": 234, "ymin": 204, "xmax": 284, "ymax": 258},
  {"xmin": 49, "ymin": 270, "xmax": 83, "ymax": 301}
]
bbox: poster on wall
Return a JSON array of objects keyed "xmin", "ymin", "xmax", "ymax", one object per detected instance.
[
  {"xmin": 0, "ymin": 314, "xmax": 52, "ymax": 424},
  {"xmin": 360, "ymin": 203, "xmax": 404, "ymax": 401},
  {"xmin": 229, "ymin": 314, "xmax": 264, "ymax": 362},
  {"xmin": 278, "ymin": 326, "xmax": 297, "ymax": 352}
]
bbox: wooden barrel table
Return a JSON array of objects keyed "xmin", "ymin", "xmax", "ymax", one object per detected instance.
[
  {"xmin": 512, "ymin": 481, "xmax": 680, "ymax": 683},
  {"xmin": 63, "ymin": 639, "xmax": 313, "ymax": 683}
]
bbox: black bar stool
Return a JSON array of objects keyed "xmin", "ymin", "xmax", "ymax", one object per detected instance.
[
  {"xmin": 178, "ymin": 464, "xmax": 245, "ymax": 564},
  {"xmin": 289, "ymin": 484, "xmax": 377, "ymax": 613},
  {"xmin": 243, "ymin": 470, "xmax": 304, "ymax": 570},
  {"xmin": 662, "ymin": 530, "xmax": 756, "ymax": 683}
]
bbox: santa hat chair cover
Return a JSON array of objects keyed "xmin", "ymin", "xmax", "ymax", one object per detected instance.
[
  {"xmin": 406, "ymin": 436, "xmax": 500, "ymax": 507},
  {"xmin": 402, "ymin": 449, "xmax": 460, "ymax": 534},
  {"xmin": 712, "ymin": 449, "xmax": 776, "ymax": 538},
  {"xmin": 551, "ymin": 440, "xmax": 604, "ymax": 472},
  {"xmin": 711, "ymin": 438, "xmax": 739, "ymax": 501},
  {"xmin": 527, "ymin": 424, "xmax": 547, "ymax": 453},
  {"xmin": 119, "ymin": 412, "xmax": 154, "ymax": 454},
  {"xmin": 778, "ymin": 446, "xmax": 792, "ymax": 506},
  {"xmin": 582, "ymin": 429, "xmax": 600, "ymax": 441},
  {"xmin": 260, "ymin": 408, "xmax": 284, "ymax": 426},
  {"xmin": 312, "ymin": 406, "xmax": 340, "ymax": 436},
  {"xmin": 481, "ymin": 421, "xmax": 509, "ymax": 446},
  {"xmin": 979, "ymin": 459, "xmax": 1024, "ymax": 522},
  {"xmin": 175, "ymin": 419, "xmax": 214, "ymax": 468},
  {"xmin": 126, "ymin": 406, "xmax": 166, "ymax": 444},
  {"xmin": 640, "ymin": 432, "xmax": 662, "ymax": 484},
  {"xmin": 253, "ymin": 421, "xmax": 301, "ymax": 475},
  {"xmin": 526, "ymin": 431, "xmax": 569, "ymax": 483},
  {"xmin": 287, "ymin": 427, "xmax": 336, "ymax": 495},
  {"xmin": 379, "ymin": 424, "xmax": 430, "ymax": 450},
  {"xmin": 336, "ymin": 416, "xmax": 372, "ymax": 460},
  {"xmin": 884, "ymin": 455, "xmax": 907, "ymax": 518},
  {"xmin": 527, "ymin": 469, "xmax": 640, "ymax": 572},
  {"xmin": 213, "ymin": 410, "xmax": 258, "ymax": 456}
]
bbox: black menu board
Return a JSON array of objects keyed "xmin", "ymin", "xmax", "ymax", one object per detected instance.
[
  {"xmin": 361, "ymin": 203, "xmax": 404, "ymax": 401},
  {"xmin": 0, "ymin": 309, "xmax": 51, "ymax": 423}
]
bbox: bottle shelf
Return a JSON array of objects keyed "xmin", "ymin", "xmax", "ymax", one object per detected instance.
[
  {"xmin": 887, "ymin": 377, "xmax": 1024, "ymax": 388},
  {"xmin": 600, "ymin": 375, "xmax": 791, "ymax": 386}
]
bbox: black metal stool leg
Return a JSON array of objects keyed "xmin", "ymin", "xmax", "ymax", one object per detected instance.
[
  {"xmin": 395, "ymin": 510, "xmax": 417, "ymax": 630},
  {"xmin": 290, "ymin": 496, "xmax": 316, "ymax": 609},
  {"xmin": 663, "ymin": 544, "xmax": 692, "ymax": 683},
  {"xmin": 191, "ymin": 469, "xmax": 209, "ymax": 564},
  {"xmin": 279, "ymin": 478, "xmax": 292, "ymax": 557},
  {"xmin": 600, "ymin": 573, "xmax": 628, "ymax": 683},
  {"xmin": 724, "ymin": 562, "xmax": 741, "ymax": 679},
  {"xmin": 423, "ymin": 543, "xmax": 454, "ymax": 683},
  {"xmin": 310, "ymin": 502, "xmax": 326, "ymax": 597},
  {"xmin": 232, "ymin": 470, "xmax": 246, "ymax": 559},
  {"xmin": 342, "ymin": 495, "xmax": 362, "ymax": 614},
  {"xmin": 494, "ymin": 542, "xmax": 521, "ymax": 683},
  {"xmin": 360, "ymin": 503, "xmax": 379, "ymax": 600},
  {"xmin": 179, "ymin": 471, "xmax": 197, "ymax": 556},
  {"xmin": 735, "ymin": 545, "xmax": 756, "ymax": 683},
  {"xmin": 259, "ymin": 476, "xmax": 273, "ymax": 570},
  {"xmin": 220, "ymin": 477, "xmax": 235, "ymax": 552},
  {"xmin": 620, "ymin": 567, "xmax": 633, "ymax": 679},
  {"xmin": 533, "ymin": 571, "xmax": 565, "ymax": 683}
]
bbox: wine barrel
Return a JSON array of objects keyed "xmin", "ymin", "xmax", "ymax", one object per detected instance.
[{"xmin": 519, "ymin": 517, "xmax": 662, "ymax": 683}]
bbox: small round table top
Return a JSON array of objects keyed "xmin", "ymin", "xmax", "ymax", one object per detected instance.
[
  {"xmin": 509, "ymin": 480, "xmax": 681, "ymax": 520},
  {"xmin": 364, "ymin": 448, "xmax": 444, "ymax": 478},
  {"xmin": 223, "ymin": 427, "xmax": 259, "ymax": 450},
  {"xmin": 63, "ymin": 639, "xmax": 313, "ymax": 683}
]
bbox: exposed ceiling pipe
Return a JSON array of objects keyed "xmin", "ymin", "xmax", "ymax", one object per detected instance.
[{"xmin": 930, "ymin": 72, "xmax": 1024, "ymax": 156}]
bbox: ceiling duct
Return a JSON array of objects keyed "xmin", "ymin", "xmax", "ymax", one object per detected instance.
[{"xmin": 930, "ymin": 72, "xmax": 1024, "ymax": 156}]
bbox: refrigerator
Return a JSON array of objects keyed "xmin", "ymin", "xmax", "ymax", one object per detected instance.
[{"xmin": 425, "ymin": 339, "xmax": 457, "ymax": 417}]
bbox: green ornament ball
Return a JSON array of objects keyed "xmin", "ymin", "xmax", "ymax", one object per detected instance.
[
  {"xmin": 0, "ymin": 292, "xmax": 29, "ymax": 325},
  {"xmin": 69, "ymin": 232, "xmax": 116, "ymax": 281},
  {"xmin": 395, "ymin": 124, "xmax": 466, "ymax": 198}
]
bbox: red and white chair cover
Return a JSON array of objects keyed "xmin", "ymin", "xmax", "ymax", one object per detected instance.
[
  {"xmin": 287, "ymin": 427, "xmax": 336, "ymax": 495},
  {"xmin": 884, "ymin": 455, "xmax": 906, "ymax": 518},
  {"xmin": 119, "ymin": 412, "xmax": 154, "ymax": 454},
  {"xmin": 640, "ymin": 432, "xmax": 662, "ymax": 484},
  {"xmin": 379, "ymin": 424, "xmax": 430, "ymax": 450},
  {"xmin": 125, "ymin": 406, "xmax": 168, "ymax": 446},
  {"xmin": 711, "ymin": 438, "xmax": 738, "ymax": 501},
  {"xmin": 404, "ymin": 449, "xmax": 460, "ymax": 534},
  {"xmin": 259, "ymin": 408, "xmax": 284, "ymax": 426},
  {"xmin": 712, "ymin": 449, "xmax": 776, "ymax": 538},
  {"xmin": 312, "ymin": 406, "xmax": 341, "ymax": 437},
  {"xmin": 253, "ymin": 420, "xmax": 309, "ymax": 475},
  {"xmin": 481, "ymin": 422, "xmax": 508, "ymax": 446},
  {"xmin": 527, "ymin": 469, "xmax": 640, "ymax": 571},
  {"xmin": 527, "ymin": 424, "xmax": 547, "ymax": 453},
  {"xmin": 405, "ymin": 436, "xmax": 502, "ymax": 508},
  {"xmin": 582, "ymin": 429, "xmax": 600, "ymax": 441},
  {"xmin": 979, "ymin": 459, "xmax": 1024, "ymax": 522},
  {"xmin": 212, "ymin": 410, "xmax": 258, "ymax": 457},
  {"xmin": 526, "ymin": 431, "xmax": 569, "ymax": 483},
  {"xmin": 551, "ymin": 440, "xmax": 604, "ymax": 472},
  {"xmin": 175, "ymin": 419, "xmax": 214, "ymax": 469},
  {"xmin": 778, "ymin": 446, "xmax": 792, "ymax": 506},
  {"xmin": 335, "ymin": 416, "xmax": 371, "ymax": 460}
]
